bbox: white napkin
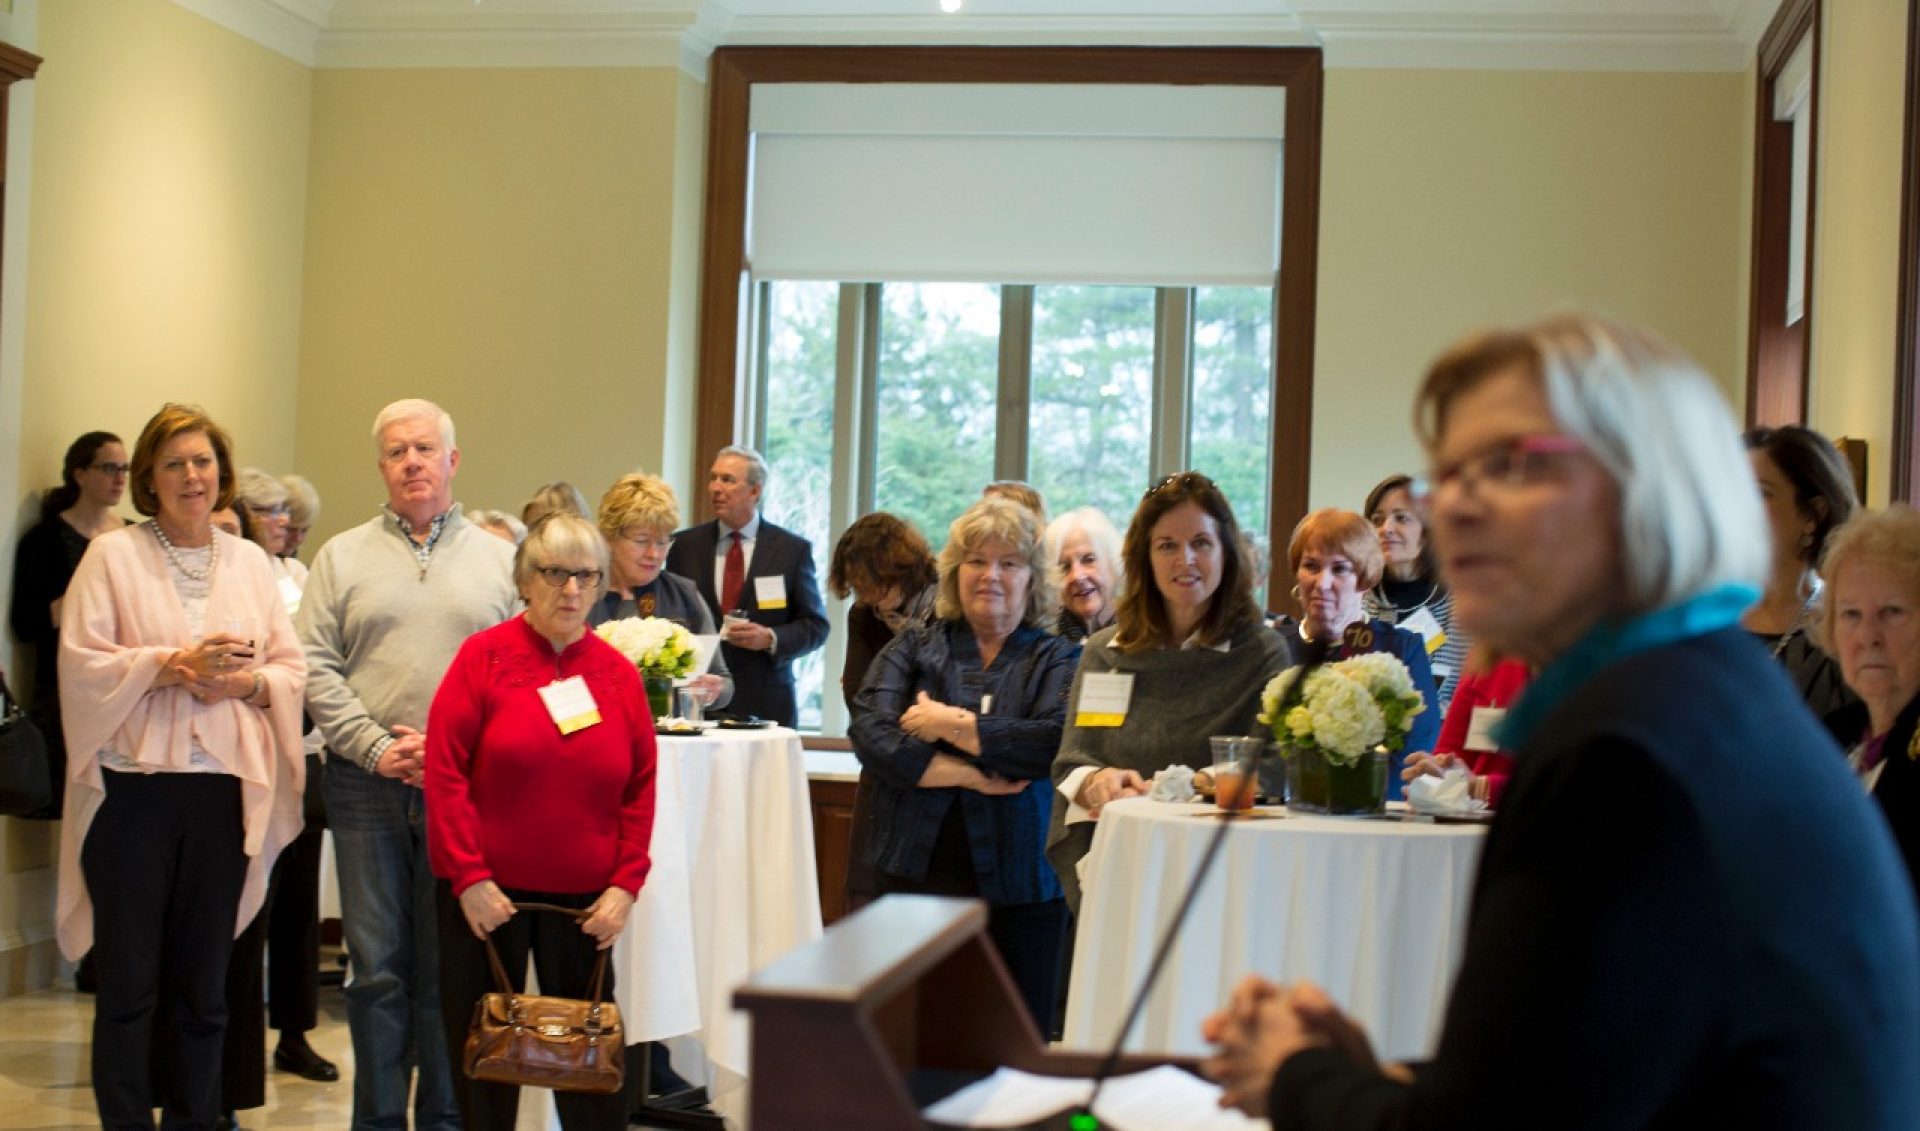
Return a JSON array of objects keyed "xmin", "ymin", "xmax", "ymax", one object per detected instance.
[
  {"xmin": 1406, "ymin": 765, "xmax": 1487, "ymax": 816},
  {"xmin": 1148, "ymin": 764, "xmax": 1197, "ymax": 803}
]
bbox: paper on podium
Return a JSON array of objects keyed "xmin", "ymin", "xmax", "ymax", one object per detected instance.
[{"xmin": 922, "ymin": 1064, "xmax": 1268, "ymax": 1130}]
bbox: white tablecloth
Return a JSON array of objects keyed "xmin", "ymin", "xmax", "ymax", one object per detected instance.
[
  {"xmin": 1064, "ymin": 798, "xmax": 1486, "ymax": 1061},
  {"xmin": 526, "ymin": 725, "xmax": 823, "ymax": 1127}
]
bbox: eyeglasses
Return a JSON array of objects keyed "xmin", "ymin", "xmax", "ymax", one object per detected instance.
[
  {"xmin": 254, "ymin": 503, "xmax": 290, "ymax": 518},
  {"xmin": 89, "ymin": 462, "xmax": 131, "ymax": 477},
  {"xmin": 621, "ymin": 533, "xmax": 674, "ymax": 552},
  {"xmin": 533, "ymin": 566, "xmax": 604, "ymax": 589},
  {"xmin": 1144, "ymin": 471, "xmax": 1216, "ymax": 499},
  {"xmin": 1423, "ymin": 434, "xmax": 1588, "ymax": 501}
]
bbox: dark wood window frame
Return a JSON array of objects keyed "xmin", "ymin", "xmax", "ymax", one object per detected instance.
[
  {"xmin": 1746, "ymin": 0, "xmax": 1820, "ymax": 428},
  {"xmin": 692, "ymin": 46, "xmax": 1324, "ymax": 601},
  {"xmin": 1897, "ymin": 0, "xmax": 1920, "ymax": 500}
]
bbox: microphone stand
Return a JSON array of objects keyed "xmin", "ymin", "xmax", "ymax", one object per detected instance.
[{"xmin": 1072, "ymin": 630, "xmax": 1334, "ymax": 1128}]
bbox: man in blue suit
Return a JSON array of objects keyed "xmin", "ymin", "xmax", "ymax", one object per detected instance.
[{"xmin": 664, "ymin": 445, "xmax": 829, "ymax": 728}]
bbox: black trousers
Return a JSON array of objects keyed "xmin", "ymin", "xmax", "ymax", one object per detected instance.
[
  {"xmin": 265, "ymin": 815, "xmax": 326, "ymax": 1033},
  {"xmin": 873, "ymin": 805, "xmax": 1068, "ymax": 1033},
  {"xmin": 82, "ymin": 771, "xmax": 246, "ymax": 1131},
  {"xmin": 434, "ymin": 882, "xmax": 627, "ymax": 1131}
]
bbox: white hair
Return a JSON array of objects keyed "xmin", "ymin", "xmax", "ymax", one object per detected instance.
[
  {"xmin": 1044, "ymin": 506, "xmax": 1125, "ymax": 599},
  {"xmin": 372, "ymin": 398, "xmax": 456, "ymax": 454},
  {"xmin": 716, "ymin": 445, "xmax": 769, "ymax": 490},
  {"xmin": 1417, "ymin": 312, "xmax": 1768, "ymax": 615}
]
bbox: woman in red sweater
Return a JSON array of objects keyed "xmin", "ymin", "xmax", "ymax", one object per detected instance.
[
  {"xmin": 426, "ymin": 512, "xmax": 657, "ymax": 1131},
  {"xmin": 1401, "ymin": 646, "xmax": 1531, "ymax": 807}
]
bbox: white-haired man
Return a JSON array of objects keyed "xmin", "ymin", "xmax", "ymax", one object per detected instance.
[{"xmin": 298, "ymin": 399, "xmax": 517, "ymax": 1130}]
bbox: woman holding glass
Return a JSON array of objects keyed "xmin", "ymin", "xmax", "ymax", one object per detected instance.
[
  {"xmin": 1046, "ymin": 473, "xmax": 1290, "ymax": 913},
  {"xmin": 56, "ymin": 404, "xmax": 307, "ymax": 1130}
]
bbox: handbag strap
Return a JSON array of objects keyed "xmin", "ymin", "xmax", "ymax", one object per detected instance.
[{"xmin": 479, "ymin": 901, "xmax": 613, "ymax": 1009}]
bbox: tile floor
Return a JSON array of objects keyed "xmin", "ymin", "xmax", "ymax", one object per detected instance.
[{"xmin": 0, "ymin": 985, "xmax": 355, "ymax": 1129}]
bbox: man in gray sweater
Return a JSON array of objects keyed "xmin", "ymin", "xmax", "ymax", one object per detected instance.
[{"xmin": 297, "ymin": 398, "xmax": 517, "ymax": 1130}]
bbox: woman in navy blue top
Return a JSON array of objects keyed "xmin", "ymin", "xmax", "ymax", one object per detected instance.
[
  {"xmin": 849, "ymin": 497, "xmax": 1079, "ymax": 1030},
  {"xmin": 1274, "ymin": 508, "xmax": 1441, "ymax": 798}
]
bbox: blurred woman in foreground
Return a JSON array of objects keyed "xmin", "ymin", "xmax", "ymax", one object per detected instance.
[{"xmin": 1203, "ymin": 314, "xmax": 1920, "ymax": 1129}]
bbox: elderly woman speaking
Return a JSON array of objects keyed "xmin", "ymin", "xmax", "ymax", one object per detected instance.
[
  {"xmin": 427, "ymin": 512, "xmax": 657, "ymax": 1130},
  {"xmin": 850, "ymin": 497, "xmax": 1080, "ymax": 1030},
  {"xmin": 1819, "ymin": 506, "xmax": 1920, "ymax": 902},
  {"xmin": 57, "ymin": 404, "xmax": 307, "ymax": 1130},
  {"xmin": 1202, "ymin": 315, "xmax": 1920, "ymax": 1129}
]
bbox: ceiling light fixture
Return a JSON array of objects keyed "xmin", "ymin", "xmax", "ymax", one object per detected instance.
[{"xmin": 940, "ymin": 0, "xmax": 963, "ymax": 12}]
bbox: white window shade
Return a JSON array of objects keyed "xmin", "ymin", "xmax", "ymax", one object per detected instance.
[{"xmin": 746, "ymin": 84, "xmax": 1286, "ymax": 287}]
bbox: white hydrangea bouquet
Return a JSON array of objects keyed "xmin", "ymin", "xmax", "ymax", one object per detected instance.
[
  {"xmin": 1258, "ymin": 653, "xmax": 1425, "ymax": 815},
  {"xmin": 595, "ymin": 616, "xmax": 697, "ymax": 681}
]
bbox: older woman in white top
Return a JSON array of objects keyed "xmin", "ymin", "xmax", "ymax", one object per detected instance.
[{"xmin": 57, "ymin": 404, "xmax": 306, "ymax": 1131}]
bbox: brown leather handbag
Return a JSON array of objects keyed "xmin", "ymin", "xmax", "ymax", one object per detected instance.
[{"xmin": 462, "ymin": 902, "xmax": 625, "ymax": 1095}]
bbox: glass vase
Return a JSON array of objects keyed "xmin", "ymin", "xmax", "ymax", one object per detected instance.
[
  {"xmin": 644, "ymin": 675, "xmax": 674, "ymax": 719},
  {"xmin": 1284, "ymin": 745, "xmax": 1388, "ymax": 815}
]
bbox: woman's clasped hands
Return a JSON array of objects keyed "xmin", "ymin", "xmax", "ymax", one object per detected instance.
[{"xmin": 164, "ymin": 632, "xmax": 258, "ymax": 704}]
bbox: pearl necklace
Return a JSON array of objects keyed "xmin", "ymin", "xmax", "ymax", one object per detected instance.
[{"xmin": 149, "ymin": 520, "xmax": 217, "ymax": 582}]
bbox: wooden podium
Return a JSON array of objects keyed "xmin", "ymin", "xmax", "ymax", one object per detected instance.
[{"xmin": 734, "ymin": 894, "xmax": 1185, "ymax": 1130}]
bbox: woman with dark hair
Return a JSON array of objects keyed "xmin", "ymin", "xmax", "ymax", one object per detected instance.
[
  {"xmin": 1743, "ymin": 425, "xmax": 1861, "ymax": 741},
  {"xmin": 9, "ymin": 431, "xmax": 128, "ymax": 818},
  {"xmin": 829, "ymin": 512, "xmax": 940, "ymax": 709},
  {"xmin": 1045, "ymin": 472, "xmax": 1291, "ymax": 912},
  {"xmin": 829, "ymin": 511, "xmax": 939, "ymax": 912},
  {"xmin": 1362, "ymin": 474, "xmax": 1468, "ymax": 711}
]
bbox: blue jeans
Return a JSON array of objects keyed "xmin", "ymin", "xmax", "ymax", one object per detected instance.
[{"xmin": 326, "ymin": 762, "xmax": 461, "ymax": 1130}]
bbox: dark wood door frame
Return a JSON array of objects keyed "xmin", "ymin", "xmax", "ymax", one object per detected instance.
[
  {"xmin": 692, "ymin": 46, "xmax": 1324, "ymax": 597},
  {"xmin": 1746, "ymin": 0, "xmax": 1819, "ymax": 428},
  {"xmin": 1896, "ymin": 0, "xmax": 1920, "ymax": 500}
]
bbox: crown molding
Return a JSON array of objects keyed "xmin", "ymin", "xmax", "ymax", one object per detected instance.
[
  {"xmin": 171, "ymin": 0, "xmax": 328, "ymax": 67},
  {"xmin": 172, "ymin": 0, "xmax": 1777, "ymax": 76}
]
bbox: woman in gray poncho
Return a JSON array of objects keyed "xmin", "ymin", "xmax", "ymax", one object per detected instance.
[{"xmin": 1045, "ymin": 472, "xmax": 1292, "ymax": 912}]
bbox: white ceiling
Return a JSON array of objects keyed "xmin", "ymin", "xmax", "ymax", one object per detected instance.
[{"xmin": 177, "ymin": 0, "xmax": 1783, "ymax": 75}]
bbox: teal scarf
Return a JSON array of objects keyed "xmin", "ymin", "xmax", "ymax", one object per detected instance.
[{"xmin": 1495, "ymin": 583, "xmax": 1758, "ymax": 751}]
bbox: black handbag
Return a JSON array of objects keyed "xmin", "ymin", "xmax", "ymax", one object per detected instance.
[{"xmin": 0, "ymin": 672, "xmax": 52, "ymax": 816}]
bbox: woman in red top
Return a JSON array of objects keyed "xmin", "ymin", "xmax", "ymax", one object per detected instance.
[
  {"xmin": 426, "ymin": 512, "xmax": 657, "ymax": 1131},
  {"xmin": 1402, "ymin": 646, "xmax": 1531, "ymax": 806}
]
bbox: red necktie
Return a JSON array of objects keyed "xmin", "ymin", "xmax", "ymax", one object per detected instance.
[{"xmin": 721, "ymin": 530, "xmax": 745, "ymax": 613}]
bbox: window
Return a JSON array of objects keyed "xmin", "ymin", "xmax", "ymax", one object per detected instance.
[
  {"xmin": 751, "ymin": 280, "xmax": 1274, "ymax": 734},
  {"xmin": 1747, "ymin": 0, "xmax": 1820, "ymax": 426},
  {"xmin": 695, "ymin": 48, "xmax": 1325, "ymax": 734}
]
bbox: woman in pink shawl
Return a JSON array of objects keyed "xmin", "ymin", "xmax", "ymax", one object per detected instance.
[{"xmin": 56, "ymin": 404, "xmax": 306, "ymax": 1131}]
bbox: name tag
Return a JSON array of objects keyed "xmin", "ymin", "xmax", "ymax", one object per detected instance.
[
  {"xmin": 277, "ymin": 575, "xmax": 303, "ymax": 617},
  {"xmin": 1075, "ymin": 672, "xmax": 1133, "ymax": 728},
  {"xmin": 538, "ymin": 675, "xmax": 602, "ymax": 735},
  {"xmin": 1464, "ymin": 706, "xmax": 1507, "ymax": 753},
  {"xmin": 1400, "ymin": 606, "xmax": 1447, "ymax": 655},
  {"xmin": 754, "ymin": 575, "xmax": 787, "ymax": 610}
]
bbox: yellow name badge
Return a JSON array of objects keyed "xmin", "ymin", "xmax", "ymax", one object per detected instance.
[
  {"xmin": 1400, "ymin": 607, "xmax": 1447, "ymax": 655},
  {"xmin": 754, "ymin": 575, "xmax": 788, "ymax": 611},
  {"xmin": 1075, "ymin": 672, "xmax": 1134, "ymax": 728},
  {"xmin": 538, "ymin": 675, "xmax": 602, "ymax": 736}
]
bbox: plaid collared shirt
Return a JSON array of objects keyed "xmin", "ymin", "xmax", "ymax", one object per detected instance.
[{"xmin": 383, "ymin": 504, "xmax": 451, "ymax": 574}]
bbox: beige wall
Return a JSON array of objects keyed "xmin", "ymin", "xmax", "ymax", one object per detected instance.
[
  {"xmin": 296, "ymin": 66, "xmax": 698, "ymax": 547},
  {"xmin": 1312, "ymin": 68, "xmax": 1752, "ymax": 511},
  {"xmin": 1808, "ymin": 0, "xmax": 1910, "ymax": 506},
  {"xmin": 22, "ymin": 0, "xmax": 311, "ymax": 496},
  {"xmin": 2, "ymin": 0, "xmax": 311, "ymax": 988}
]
